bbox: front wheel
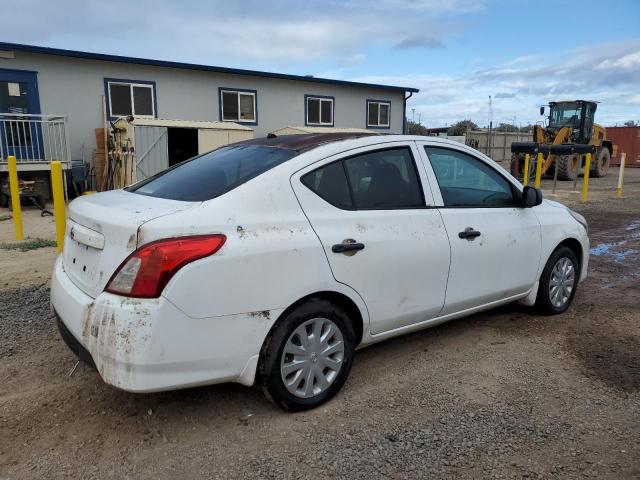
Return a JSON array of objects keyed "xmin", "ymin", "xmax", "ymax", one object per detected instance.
[
  {"xmin": 591, "ymin": 148, "xmax": 610, "ymax": 178},
  {"xmin": 535, "ymin": 246, "xmax": 580, "ymax": 315},
  {"xmin": 259, "ymin": 299, "xmax": 355, "ymax": 411}
]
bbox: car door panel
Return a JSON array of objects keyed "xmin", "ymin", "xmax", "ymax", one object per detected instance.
[
  {"xmin": 291, "ymin": 142, "xmax": 451, "ymax": 335},
  {"xmin": 418, "ymin": 143, "xmax": 542, "ymax": 315}
]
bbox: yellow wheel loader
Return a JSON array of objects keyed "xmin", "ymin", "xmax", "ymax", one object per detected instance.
[{"xmin": 511, "ymin": 100, "xmax": 612, "ymax": 181}]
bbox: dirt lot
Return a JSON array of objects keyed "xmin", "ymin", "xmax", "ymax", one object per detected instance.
[{"xmin": 0, "ymin": 168, "xmax": 639, "ymax": 479}]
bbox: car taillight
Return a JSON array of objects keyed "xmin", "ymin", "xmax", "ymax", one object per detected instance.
[{"xmin": 105, "ymin": 235, "xmax": 226, "ymax": 298}]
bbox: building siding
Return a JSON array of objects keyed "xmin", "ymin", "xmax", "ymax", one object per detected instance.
[{"xmin": 1, "ymin": 51, "xmax": 406, "ymax": 159}]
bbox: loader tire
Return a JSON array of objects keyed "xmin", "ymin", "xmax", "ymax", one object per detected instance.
[
  {"xmin": 591, "ymin": 147, "xmax": 610, "ymax": 178},
  {"xmin": 556, "ymin": 154, "xmax": 579, "ymax": 181}
]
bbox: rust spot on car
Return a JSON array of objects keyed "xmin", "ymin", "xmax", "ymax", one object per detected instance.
[
  {"xmin": 248, "ymin": 310, "xmax": 270, "ymax": 319},
  {"xmin": 237, "ymin": 226, "xmax": 247, "ymax": 239},
  {"xmin": 356, "ymin": 223, "xmax": 367, "ymax": 233}
]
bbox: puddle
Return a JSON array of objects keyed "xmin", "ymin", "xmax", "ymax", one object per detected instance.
[
  {"xmin": 590, "ymin": 242, "xmax": 622, "ymax": 256},
  {"xmin": 626, "ymin": 221, "xmax": 640, "ymax": 231},
  {"xmin": 590, "ymin": 222, "xmax": 640, "ymax": 261},
  {"xmin": 611, "ymin": 249, "xmax": 639, "ymax": 261}
]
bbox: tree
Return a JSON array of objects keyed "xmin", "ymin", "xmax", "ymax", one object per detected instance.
[
  {"xmin": 624, "ymin": 120, "xmax": 638, "ymax": 127},
  {"xmin": 448, "ymin": 120, "xmax": 478, "ymax": 136},
  {"xmin": 495, "ymin": 123, "xmax": 519, "ymax": 132},
  {"xmin": 406, "ymin": 121, "xmax": 429, "ymax": 135}
]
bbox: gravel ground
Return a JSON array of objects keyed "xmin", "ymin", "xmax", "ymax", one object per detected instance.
[{"xmin": 0, "ymin": 171, "xmax": 638, "ymax": 479}]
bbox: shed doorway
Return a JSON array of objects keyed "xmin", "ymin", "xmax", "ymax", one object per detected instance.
[{"xmin": 168, "ymin": 127, "xmax": 198, "ymax": 166}]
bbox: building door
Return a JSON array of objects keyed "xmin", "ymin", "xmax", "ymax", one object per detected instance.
[{"xmin": 0, "ymin": 69, "xmax": 43, "ymax": 161}]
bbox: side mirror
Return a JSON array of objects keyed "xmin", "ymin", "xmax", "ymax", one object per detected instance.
[
  {"xmin": 539, "ymin": 106, "xmax": 545, "ymax": 116},
  {"xmin": 522, "ymin": 186, "xmax": 543, "ymax": 208}
]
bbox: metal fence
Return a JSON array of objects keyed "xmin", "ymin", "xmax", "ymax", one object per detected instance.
[
  {"xmin": 0, "ymin": 113, "xmax": 71, "ymax": 165},
  {"xmin": 466, "ymin": 130, "xmax": 533, "ymax": 166}
]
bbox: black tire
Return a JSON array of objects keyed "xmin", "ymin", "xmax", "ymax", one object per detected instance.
[
  {"xmin": 556, "ymin": 154, "xmax": 579, "ymax": 181},
  {"xmin": 535, "ymin": 246, "xmax": 580, "ymax": 315},
  {"xmin": 591, "ymin": 147, "xmax": 610, "ymax": 178},
  {"xmin": 259, "ymin": 299, "xmax": 355, "ymax": 411}
]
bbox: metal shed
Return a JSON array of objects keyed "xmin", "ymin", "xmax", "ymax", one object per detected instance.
[{"xmin": 118, "ymin": 118, "xmax": 253, "ymax": 181}]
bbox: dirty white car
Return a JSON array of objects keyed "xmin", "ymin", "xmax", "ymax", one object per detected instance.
[{"xmin": 51, "ymin": 134, "xmax": 589, "ymax": 410}]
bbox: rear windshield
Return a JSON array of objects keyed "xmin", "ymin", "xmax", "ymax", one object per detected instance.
[{"xmin": 129, "ymin": 145, "xmax": 297, "ymax": 201}]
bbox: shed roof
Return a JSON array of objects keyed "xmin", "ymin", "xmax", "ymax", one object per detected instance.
[
  {"xmin": 130, "ymin": 118, "xmax": 252, "ymax": 131},
  {"xmin": 0, "ymin": 42, "xmax": 419, "ymax": 93}
]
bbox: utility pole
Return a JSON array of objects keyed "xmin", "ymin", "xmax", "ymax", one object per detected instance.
[
  {"xmin": 411, "ymin": 108, "xmax": 415, "ymax": 123},
  {"xmin": 487, "ymin": 95, "xmax": 493, "ymax": 156}
]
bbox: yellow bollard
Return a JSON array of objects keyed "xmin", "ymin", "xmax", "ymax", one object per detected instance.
[
  {"xmin": 534, "ymin": 152, "xmax": 543, "ymax": 188},
  {"xmin": 581, "ymin": 153, "xmax": 592, "ymax": 203},
  {"xmin": 522, "ymin": 154, "xmax": 530, "ymax": 186},
  {"xmin": 7, "ymin": 155, "xmax": 23, "ymax": 241},
  {"xmin": 616, "ymin": 152, "xmax": 626, "ymax": 198},
  {"xmin": 50, "ymin": 161, "xmax": 66, "ymax": 254}
]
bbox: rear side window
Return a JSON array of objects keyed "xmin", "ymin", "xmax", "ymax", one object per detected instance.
[
  {"xmin": 130, "ymin": 145, "xmax": 297, "ymax": 201},
  {"xmin": 301, "ymin": 147, "xmax": 424, "ymax": 210},
  {"xmin": 301, "ymin": 161, "xmax": 353, "ymax": 209},
  {"xmin": 424, "ymin": 147, "xmax": 516, "ymax": 207}
]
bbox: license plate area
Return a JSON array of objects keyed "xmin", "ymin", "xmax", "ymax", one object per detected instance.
[{"xmin": 63, "ymin": 220, "xmax": 105, "ymax": 296}]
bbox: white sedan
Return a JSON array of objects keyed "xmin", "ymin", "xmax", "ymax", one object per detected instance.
[{"xmin": 51, "ymin": 134, "xmax": 589, "ymax": 410}]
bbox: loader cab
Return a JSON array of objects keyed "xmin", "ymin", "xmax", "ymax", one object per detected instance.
[{"xmin": 545, "ymin": 100, "xmax": 597, "ymax": 144}]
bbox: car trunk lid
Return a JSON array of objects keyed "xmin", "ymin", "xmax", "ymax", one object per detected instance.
[{"xmin": 63, "ymin": 190, "xmax": 197, "ymax": 298}]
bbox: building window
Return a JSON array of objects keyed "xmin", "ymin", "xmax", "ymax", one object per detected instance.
[
  {"xmin": 219, "ymin": 88, "xmax": 257, "ymax": 124},
  {"xmin": 305, "ymin": 95, "xmax": 334, "ymax": 126},
  {"xmin": 367, "ymin": 100, "xmax": 390, "ymax": 128},
  {"xmin": 105, "ymin": 79, "xmax": 156, "ymax": 119}
]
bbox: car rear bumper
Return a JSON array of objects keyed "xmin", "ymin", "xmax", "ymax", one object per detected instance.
[{"xmin": 50, "ymin": 256, "xmax": 280, "ymax": 392}]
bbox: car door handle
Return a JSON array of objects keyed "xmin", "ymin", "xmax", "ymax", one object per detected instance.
[
  {"xmin": 458, "ymin": 227, "xmax": 481, "ymax": 239},
  {"xmin": 332, "ymin": 240, "xmax": 365, "ymax": 254}
]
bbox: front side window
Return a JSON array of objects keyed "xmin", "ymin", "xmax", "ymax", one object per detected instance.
[
  {"xmin": 130, "ymin": 145, "xmax": 296, "ymax": 201},
  {"xmin": 367, "ymin": 100, "xmax": 390, "ymax": 128},
  {"xmin": 107, "ymin": 80, "xmax": 155, "ymax": 118},
  {"xmin": 425, "ymin": 147, "xmax": 516, "ymax": 207},
  {"xmin": 301, "ymin": 147, "xmax": 424, "ymax": 210},
  {"xmin": 306, "ymin": 96, "xmax": 334, "ymax": 126},
  {"xmin": 220, "ymin": 89, "xmax": 256, "ymax": 123}
]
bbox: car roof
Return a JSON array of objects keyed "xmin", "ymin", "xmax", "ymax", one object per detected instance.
[{"xmin": 233, "ymin": 133, "xmax": 384, "ymax": 153}]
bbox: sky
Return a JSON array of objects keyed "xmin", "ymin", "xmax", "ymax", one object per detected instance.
[{"xmin": 4, "ymin": 0, "xmax": 640, "ymax": 127}]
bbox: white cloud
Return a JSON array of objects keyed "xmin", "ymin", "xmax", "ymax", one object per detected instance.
[
  {"xmin": 2, "ymin": 0, "xmax": 464, "ymax": 66},
  {"xmin": 353, "ymin": 40, "xmax": 640, "ymax": 127}
]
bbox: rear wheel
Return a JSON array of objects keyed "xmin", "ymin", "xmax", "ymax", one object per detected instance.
[
  {"xmin": 556, "ymin": 154, "xmax": 579, "ymax": 181},
  {"xmin": 259, "ymin": 299, "xmax": 355, "ymax": 411},
  {"xmin": 591, "ymin": 147, "xmax": 610, "ymax": 178},
  {"xmin": 535, "ymin": 246, "xmax": 580, "ymax": 315}
]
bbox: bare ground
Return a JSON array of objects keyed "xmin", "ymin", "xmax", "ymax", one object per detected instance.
[{"xmin": 0, "ymin": 169, "xmax": 638, "ymax": 479}]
